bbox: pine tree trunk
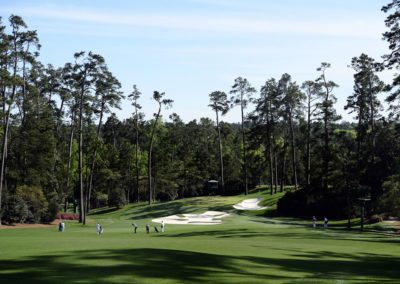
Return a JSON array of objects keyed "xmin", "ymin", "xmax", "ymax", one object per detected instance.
[
  {"xmin": 86, "ymin": 101, "xmax": 104, "ymax": 214},
  {"xmin": 135, "ymin": 108, "xmax": 140, "ymax": 203},
  {"xmin": 323, "ymin": 84, "xmax": 330, "ymax": 191},
  {"xmin": 216, "ymin": 110, "xmax": 225, "ymax": 194},
  {"xmin": 240, "ymin": 96, "xmax": 248, "ymax": 195},
  {"xmin": 274, "ymin": 152, "xmax": 278, "ymax": 194},
  {"xmin": 369, "ymin": 82, "xmax": 376, "ymax": 163},
  {"xmin": 306, "ymin": 96, "xmax": 311, "ymax": 185},
  {"xmin": 78, "ymin": 76, "xmax": 86, "ymax": 224},
  {"xmin": 65, "ymin": 118, "xmax": 75, "ymax": 212},
  {"xmin": 288, "ymin": 108, "xmax": 298, "ymax": 190},
  {"xmin": 0, "ymin": 43, "xmax": 18, "ymax": 226},
  {"xmin": 148, "ymin": 105, "xmax": 161, "ymax": 205},
  {"xmin": 0, "ymin": 103, "xmax": 12, "ymax": 226},
  {"xmin": 280, "ymin": 134, "xmax": 288, "ymax": 192}
]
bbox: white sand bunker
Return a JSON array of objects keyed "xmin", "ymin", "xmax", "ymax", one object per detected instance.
[
  {"xmin": 152, "ymin": 211, "xmax": 230, "ymax": 225},
  {"xmin": 233, "ymin": 198, "xmax": 267, "ymax": 210}
]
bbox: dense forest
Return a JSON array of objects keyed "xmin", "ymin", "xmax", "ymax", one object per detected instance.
[{"xmin": 1, "ymin": 1, "xmax": 400, "ymax": 226}]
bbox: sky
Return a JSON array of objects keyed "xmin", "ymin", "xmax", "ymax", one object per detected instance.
[{"xmin": 0, "ymin": 0, "xmax": 393, "ymax": 123}]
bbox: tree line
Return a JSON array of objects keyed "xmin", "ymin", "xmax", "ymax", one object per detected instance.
[{"xmin": 1, "ymin": 1, "xmax": 400, "ymax": 225}]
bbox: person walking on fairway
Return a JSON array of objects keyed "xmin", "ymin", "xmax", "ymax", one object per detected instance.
[
  {"xmin": 146, "ymin": 223, "xmax": 150, "ymax": 234},
  {"xmin": 96, "ymin": 223, "xmax": 101, "ymax": 235},
  {"xmin": 324, "ymin": 217, "xmax": 328, "ymax": 229},
  {"xmin": 132, "ymin": 223, "xmax": 138, "ymax": 233},
  {"xmin": 312, "ymin": 216, "xmax": 317, "ymax": 228},
  {"xmin": 161, "ymin": 221, "xmax": 165, "ymax": 233}
]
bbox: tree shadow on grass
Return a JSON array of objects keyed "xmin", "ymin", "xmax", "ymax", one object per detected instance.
[
  {"xmin": 0, "ymin": 248, "xmax": 399, "ymax": 283},
  {"xmin": 160, "ymin": 227, "xmax": 400, "ymax": 247},
  {"xmin": 0, "ymin": 248, "xmax": 284, "ymax": 284},
  {"xmin": 161, "ymin": 228, "xmax": 270, "ymax": 239},
  {"xmin": 89, "ymin": 207, "xmax": 119, "ymax": 215},
  {"xmin": 122, "ymin": 198, "xmax": 235, "ymax": 220}
]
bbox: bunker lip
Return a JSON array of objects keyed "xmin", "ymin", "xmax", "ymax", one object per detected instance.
[
  {"xmin": 233, "ymin": 198, "xmax": 267, "ymax": 211},
  {"xmin": 152, "ymin": 211, "xmax": 230, "ymax": 225}
]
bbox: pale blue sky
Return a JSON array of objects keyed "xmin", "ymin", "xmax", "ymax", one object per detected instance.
[{"xmin": 0, "ymin": 0, "xmax": 391, "ymax": 122}]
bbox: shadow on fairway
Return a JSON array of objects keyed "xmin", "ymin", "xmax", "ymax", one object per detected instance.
[
  {"xmin": 122, "ymin": 199, "xmax": 235, "ymax": 220},
  {"xmin": 89, "ymin": 207, "xmax": 119, "ymax": 215},
  {"xmin": 161, "ymin": 228, "xmax": 271, "ymax": 239},
  {"xmin": 0, "ymin": 248, "xmax": 399, "ymax": 283},
  {"xmin": 0, "ymin": 248, "xmax": 283, "ymax": 283}
]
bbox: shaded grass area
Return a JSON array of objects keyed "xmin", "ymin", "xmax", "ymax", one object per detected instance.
[
  {"xmin": 1, "ymin": 190, "xmax": 399, "ymax": 283},
  {"xmin": 0, "ymin": 246, "xmax": 399, "ymax": 283}
]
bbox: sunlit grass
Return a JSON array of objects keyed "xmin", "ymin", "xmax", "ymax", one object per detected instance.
[{"xmin": 0, "ymin": 190, "xmax": 399, "ymax": 283}]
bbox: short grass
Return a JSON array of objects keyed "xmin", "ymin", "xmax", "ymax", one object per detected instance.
[{"xmin": 0, "ymin": 191, "xmax": 399, "ymax": 283}]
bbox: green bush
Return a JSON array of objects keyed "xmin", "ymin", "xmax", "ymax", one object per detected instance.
[
  {"xmin": 15, "ymin": 185, "xmax": 49, "ymax": 223},
  {"xmin": 108, "ymin": 187, "xmax": 127, "ymax": 209},
  {"xmin": 44, "ymin": 192, "xmax": 60, "ymax": 222},
  {"xmin": 3, "ymin": 196, "xmax": 29, "ymax": 224},
  {"xmin": 378, "ymin": 175, "xmax": 400, "ymax": 216}
]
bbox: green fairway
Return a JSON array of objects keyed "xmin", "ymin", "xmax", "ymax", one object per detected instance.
[{"xmin": 0, "ymin": 191, "xmax": 399, "ymax": 283}]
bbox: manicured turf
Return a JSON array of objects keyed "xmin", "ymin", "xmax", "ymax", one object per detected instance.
[{"xmin": 0, "ymin": 190, "xmax": 399, "ymax": 283}]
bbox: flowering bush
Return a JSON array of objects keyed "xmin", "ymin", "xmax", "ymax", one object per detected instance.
[{"xmin": 56, "ymin": 213, "xmax": 80, "ymax": 220}]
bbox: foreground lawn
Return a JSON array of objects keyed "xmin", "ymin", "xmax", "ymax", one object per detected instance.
[{"xmin": 0, "ymin": 192, "xmax": 399, "ymax": 283}]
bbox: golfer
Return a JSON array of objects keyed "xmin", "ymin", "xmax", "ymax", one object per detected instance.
[
  {"xmin": 324, "ymin": 217, "xmax": 328, "ymax": 228},
  {"xmin": 132, "ymin": 223, "xmax": 138, "ymax": 233}
]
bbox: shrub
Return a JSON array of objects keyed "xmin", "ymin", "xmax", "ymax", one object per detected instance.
[
  {"xmin": 56, "ymin": 213, "xmax": 79, "ymax": 220},
  {"xmin": 16, "ymin": 185, "xmax": 49, "ymax": 223},
  {"xmin": 378, "ymin": 175, "xmax": 400, "ymax": 216},
  {"xmin": 3, "ymin": 196, "xmax": 29, "ymax": 224},
  {"xmin": 43, "ymin": 192, "xmax": 60, "ymax": 222},
  {"xmin": 368, "ymin": 214, "xmax": 384, "ymax": 224},
  {"xmin": 108, "ymin": 187, "xmax": 127, "ymax": 208}
]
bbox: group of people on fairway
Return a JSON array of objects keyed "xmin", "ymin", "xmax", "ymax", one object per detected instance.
[
  {"xmin": 136, "ymin": 221, "xmax": 165, "ymax": 234},
  {"xmin": 92, "ymin": 221, "xmax": 165, "ymax": 235},
  {"xmin": 59, "ymin": 221, "xmax": 165, "ymax": 235},
  {"xmin": 312, "ymin": 216, "xmax": 329, "ymax": 228}
]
